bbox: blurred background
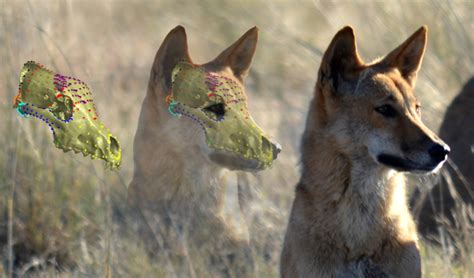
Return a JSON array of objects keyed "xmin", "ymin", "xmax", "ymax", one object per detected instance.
[{"xmin": 0, "ymin": 0, "xmax": 472, "ymax": 277}]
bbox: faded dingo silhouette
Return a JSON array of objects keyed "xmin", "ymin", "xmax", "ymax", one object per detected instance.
[{"xmin": 129, "ymin": 26, "xmax": 280, "ymax": 277}]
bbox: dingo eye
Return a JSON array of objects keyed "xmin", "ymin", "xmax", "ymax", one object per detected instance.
[
  {"xmin": 205, "ymin": 103, "xmax": 225, "ymax": 117},
  {"xmin": 375, "ymin": 105, "xmax": 397, "ymax": 118},
  {"xmin": 415, "ymin": 104, "xmax": 421, "ymax": 114}
]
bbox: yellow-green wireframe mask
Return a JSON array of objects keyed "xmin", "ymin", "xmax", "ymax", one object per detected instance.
[
  {"xmin": 13, "ymin": 61, "xmax": 121, "ymax": 168},
  {"xmin": 167, "ymin": 62, "xmax": 279, "ymax": 170}
]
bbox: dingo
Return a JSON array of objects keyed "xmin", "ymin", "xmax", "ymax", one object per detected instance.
[
  {"xmin": 281, "ymin": 26, "xmax": 449, "ymax": 277},
  {"xmin": 129, "ymin": 26, "xmax": 280, "ymax": 277}
]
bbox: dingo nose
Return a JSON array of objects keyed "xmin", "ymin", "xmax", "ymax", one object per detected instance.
[
  {"xmin": 273, "ymin": 142, "xmax": 282, "ymax": 159},
  {"xmin": 262, "ymin": 136, "xmax": 281, "ymax": 160},
  {"xmin": 428, "ymin": 143, "xmax": 450, "ymax": 162}
]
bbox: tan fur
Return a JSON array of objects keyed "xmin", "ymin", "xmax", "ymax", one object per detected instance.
[
  {"xmin": 129, "ymin": 26, "xmax": 272, "ymax": 277},
  {"xmin": 281, "ymin": 26, "xmax": 449, "ymax": 277}
]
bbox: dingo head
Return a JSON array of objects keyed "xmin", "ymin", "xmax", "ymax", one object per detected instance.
[
  {"xmin": 316, "ymin": 26, "xmax": 449, "ymax": 173},
  {"xmin": 148, "ymin": 26, "xmax": 280, "ymax": 170}
]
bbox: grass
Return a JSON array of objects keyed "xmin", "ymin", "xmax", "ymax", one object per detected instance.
[{"xmin": 0, "ymin": 0, "xmax": 473, "ymax": 277}]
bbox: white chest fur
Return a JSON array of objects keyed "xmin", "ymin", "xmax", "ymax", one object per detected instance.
[{"xmin": 339, "ymin": 165, "xmax": 395, "ymax": 252}]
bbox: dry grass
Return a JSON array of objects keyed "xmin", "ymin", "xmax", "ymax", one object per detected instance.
[{"xmin": 0, "ymin": 0, "xmax": 473, "ymax": 277}]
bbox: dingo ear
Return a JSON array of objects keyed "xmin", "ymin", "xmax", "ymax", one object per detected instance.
[
  {"xmin": 211, "ymin": 27, "xmax": 258, "ymax": 81},
  {"xmin": 151, "ymin": 26, "xmax": 192, "ymax": 91},
  {"xmin": 382, "ymin": 26, "xmax": 427, "ymax": 87},
  {"xmin": 319, "ymin": 26, "xmax": 364, "ymax": 93}
]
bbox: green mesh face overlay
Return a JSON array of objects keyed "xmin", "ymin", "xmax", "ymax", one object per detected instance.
[
  {"xmin": 13, "ymin": 61, "xmax": 121, "ymax": 168},
  {"xmin": 167, "ymin": 62, "xmax": 276, "ymax": 169}
]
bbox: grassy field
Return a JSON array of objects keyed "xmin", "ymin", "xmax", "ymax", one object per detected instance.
[{"xmin": 0, "ymin": 0, "xmax": 473, "ymax": 277}]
